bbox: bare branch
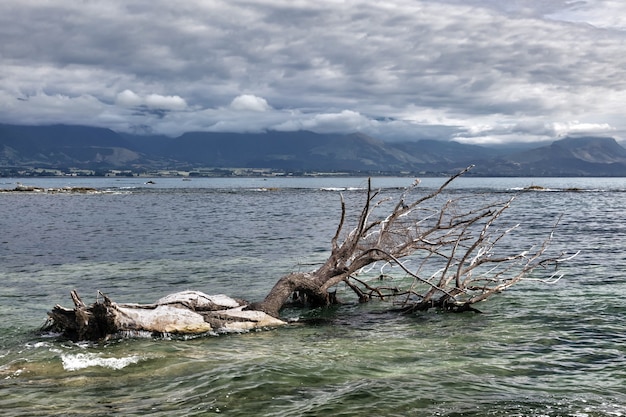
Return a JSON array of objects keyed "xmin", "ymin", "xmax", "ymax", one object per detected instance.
[{"xmin": 331, "ymin": 193, "xmax": 346, "ymax": 252}]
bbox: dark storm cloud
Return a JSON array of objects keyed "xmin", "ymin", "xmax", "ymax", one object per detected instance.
[{"xmin": 0, "ymin": 0, "xmax": 624, "ymax": 143}]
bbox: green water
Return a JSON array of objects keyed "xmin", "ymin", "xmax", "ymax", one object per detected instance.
[{"xmin": 3, "ymin": 294, "xmax": 624, "ymax": 416}]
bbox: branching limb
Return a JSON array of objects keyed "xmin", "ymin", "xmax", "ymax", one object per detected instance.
[{"xmin": 293, "ymin": 167, "xmax": 576, "ymax": 314}]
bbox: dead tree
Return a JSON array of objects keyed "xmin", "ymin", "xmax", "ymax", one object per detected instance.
[
  {"xmin": 252, "ymin": 166, "xmax": 575, "ymax": 316},
  {"xmin": 43, "ymin": 167, "xmax": 576, "ymax": 341}
]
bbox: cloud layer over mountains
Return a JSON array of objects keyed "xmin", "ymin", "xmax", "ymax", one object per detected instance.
[{"xmin": 1, "ymin": 0, "xmax": 625, "ymax": 144}]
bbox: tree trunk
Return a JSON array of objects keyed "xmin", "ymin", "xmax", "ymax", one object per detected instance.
[
  {"xmin": 43, "ymin": 290, "xmax": 286, "ymax": 341},
  {"xmin": 252, "ymin": 270, "xmax": 347, "ymax": 317}
]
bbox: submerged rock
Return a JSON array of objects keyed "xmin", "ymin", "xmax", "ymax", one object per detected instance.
[{"xmin": 0, "ymin": 184, "xmax": 98, "ymax": 194}]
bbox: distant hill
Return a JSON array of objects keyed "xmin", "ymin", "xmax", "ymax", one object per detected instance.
[
  {"xmin": 472, "ymin": 136, "xmax": 626, "ymax": 176},
  {"xmin": 0, "ymin": 124, "xmax": 142, "ymax": 169},
  {"xmin": 1, "ymin": 123, "xmax": 626, "ymax": 176},
  {"xmin": 159, "ymin": 131, "xmax": 423, "ymax": 172}
]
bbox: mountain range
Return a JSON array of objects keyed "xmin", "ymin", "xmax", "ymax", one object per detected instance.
[{"xmin": 2, "ymin": 123, "xmax": 626, "ymax": 176}]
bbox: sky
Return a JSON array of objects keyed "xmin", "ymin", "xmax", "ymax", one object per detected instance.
[{"xmin": 1, "ymin": 0, "xmax": 625, "ymax": 144}]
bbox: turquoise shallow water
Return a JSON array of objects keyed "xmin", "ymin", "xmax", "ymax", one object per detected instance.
[{"xmin": 1, "ymin": 176, "xmax": 625, "ymax": 416}]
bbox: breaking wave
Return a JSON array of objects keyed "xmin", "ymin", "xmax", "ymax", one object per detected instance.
[{"xmin": 61, "ymin": 353, "xmax": 144, "ymax": 371}]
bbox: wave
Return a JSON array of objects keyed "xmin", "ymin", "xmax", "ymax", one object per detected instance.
[
  {"xmin": 320, "ymin": 187, "xmax": 366, "ymax": 192},
  {"xmin": 508, "ymin": 186, "xmax": 607, "ymax": 192},
  {"xmin": 61, "ymin": 352, "xmax": 144, "ymax": 371}
]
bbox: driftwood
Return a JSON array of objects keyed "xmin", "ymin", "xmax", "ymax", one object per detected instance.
[
  {"xmin": 43, "ymin": 168, "xmax": 577, "ymax": 341},
  {"xmin": 43, "ymin": 290, "xmax": 286, "ymax": 341}
]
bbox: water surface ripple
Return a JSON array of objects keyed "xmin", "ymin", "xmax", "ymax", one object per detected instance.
[{"xmin": 1, "ymin": 177, "xmax": 625, "ymax": 416}]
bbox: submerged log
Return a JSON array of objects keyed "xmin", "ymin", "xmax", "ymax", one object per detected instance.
[{"xmin": 42, "ymin": 290, "xmax": 287, "ymax": 341}]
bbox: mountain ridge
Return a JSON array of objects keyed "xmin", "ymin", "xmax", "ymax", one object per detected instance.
[{"xmin": 1, "ymin": 123, "xmax": 625, "ymax": 176}]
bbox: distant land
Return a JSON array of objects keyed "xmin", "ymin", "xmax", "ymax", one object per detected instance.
[{"xmin": 2, "ymin": 123, "xmax": 626, "ymax": 177}]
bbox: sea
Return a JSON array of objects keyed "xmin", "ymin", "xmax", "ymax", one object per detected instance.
[{"xmin": 0, "ymin": 175, "xmax": 624, "ymax": 416}]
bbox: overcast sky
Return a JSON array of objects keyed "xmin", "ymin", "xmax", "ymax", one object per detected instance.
[{"xmin": 1, "ymin": 0, "xmax": 625, "ymax": 144}]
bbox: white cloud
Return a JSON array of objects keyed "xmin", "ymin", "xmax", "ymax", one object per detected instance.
[
  {"xmin": 144, "ymin": 93, "xmax": 187, "ymax": 110},
  {"xmin": 546, "ymin": 0, "xmax": 626, "ymax": 30},
  {"xmin": 0, "ymin": 91, "xmax": 119, "ymax": 130},
  {"xmin": 116, "ymin": 90, "xmax": 187, "ymax": 110},
  {"xmin": 274, "ymin": 110, "xmax": 373, "ymax": 133},
  {"xmin": 552, "ymin": 121, "xmax": 615, "ymax": 137},
  {"xmin": 230, "ymin": 94, "xmax": 271, "ymax": 112},
  {"xmin": 115, "ymin": 90, "xmax": 143, "ymax": 107}
]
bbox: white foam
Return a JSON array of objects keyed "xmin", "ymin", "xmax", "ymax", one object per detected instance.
[
  {"xmin": 320, "ymin": 187, "xmax": 364, "ymax": 191},
  {"xmin": 25, "ymin": 341, "xmax": 51, "ymax": 349},
  {"xmin": 61, "ymin": 353, "xmax": 143, "ymax": 371}
]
